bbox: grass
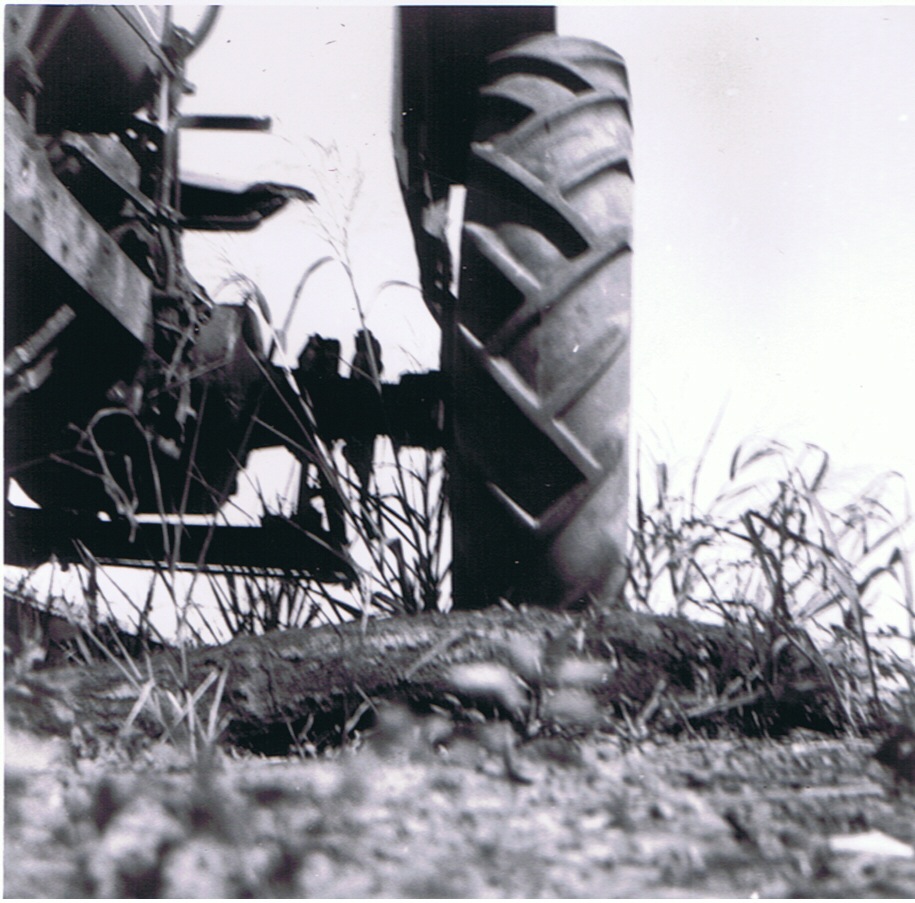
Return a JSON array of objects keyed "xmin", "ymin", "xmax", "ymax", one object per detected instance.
[
  {"xmin": 7, "ymin": 432, "xmax": 914, "ymax": 758},
  {"xmin": 8, "ymin": 282, "xmax": 914, "ymax": 746},
  {"xmin": 629, "ymin": 436, "xmax": 914, "ymax": 733},
  {"xmin": 215, "ymin": 139, "xmax": 450, "ymax": 624}
]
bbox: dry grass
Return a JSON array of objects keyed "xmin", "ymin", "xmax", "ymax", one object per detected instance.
[{"xmin": 630, "ymin": 436, "xmax": 915, "ymax": 733}]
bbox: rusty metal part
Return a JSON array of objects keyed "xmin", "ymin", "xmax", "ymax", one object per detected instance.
[
  {"xmin": 3, "ymin": 349, "xmax": 57, "ymax": 407},
  {"xmin": 4, "ymin": 506, "xmax": 355, "ymax": 582},
  {"xmin": 4, "ymin": 6, "xmax": 45, "ymax": 68},
  {"xmin": 5, "ymin": 100, "xmax": 153, "ymax": 345},
  {"xmin": 179, "ymin": 175, "xmax": 314, "ymax": 232},
  {"xmin": 53, "ymin": 131, "xmax": 155, "ymax": 217},
  {"xmin": 4, "ymin": 304, "xmax": 76, "ymax": 380},
  {"xmin": 178, "ymin": 114, "xmax": 272, "ymax": 131},
  {"xmin": 2, "ymin": 303, "xmax": 77, "ymax": 408}
]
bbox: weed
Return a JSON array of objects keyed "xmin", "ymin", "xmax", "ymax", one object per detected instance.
[
  {"xmin": 241, "ymin": 140, "xmax": 449, "ymax": 621},
  {"xmin": 629, "ymin": 436, "xmax": 914, "ymax": 732}
]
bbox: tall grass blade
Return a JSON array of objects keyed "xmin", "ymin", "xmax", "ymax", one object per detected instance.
[{"xmin": 804, "ymin": 485, "xmax": 883, "ymax": 716}]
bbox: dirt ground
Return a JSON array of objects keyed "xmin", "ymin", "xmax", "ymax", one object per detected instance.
[{"xmin": 5, "ymin": 716, "xmax": 915, "ymax": 898}]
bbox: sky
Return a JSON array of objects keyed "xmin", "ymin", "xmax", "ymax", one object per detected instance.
[
  {"xmin": 580, "ymin": 5, "xmax": 915, "ymax": 498},
  {"xmin": 176, "ymin": 4, "xmax": 915, "ymax": 512}
]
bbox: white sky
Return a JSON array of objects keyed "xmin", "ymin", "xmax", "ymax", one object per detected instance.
[
  {"xmin": 588, "ymin": 5, "xmax": 915, "ymax": 500},
  {"xmin": 177, "ymin": 4, "xmax": 915, "ymax": 511}
]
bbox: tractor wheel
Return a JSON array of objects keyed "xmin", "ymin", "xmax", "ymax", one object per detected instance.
[{"xmin": 448, "ymin": 34, "xmax": 632, "ymax": 610}]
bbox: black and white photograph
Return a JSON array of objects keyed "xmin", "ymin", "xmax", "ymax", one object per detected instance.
[{"xmin": 4, "ymin": 4, "xmax": 915, "ymax": 896}]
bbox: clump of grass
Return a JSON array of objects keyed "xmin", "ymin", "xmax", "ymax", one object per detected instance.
[
  {"xmin": 5, "ymin": 576, "xmax": 229, "ymax": 765},
  {"xmin": 243, "ymin": 139, "xmax": 450, "ymax": 621},
  {"xmin": 629, "ymin": 436, "xmax": 914, "ymax": 732}
]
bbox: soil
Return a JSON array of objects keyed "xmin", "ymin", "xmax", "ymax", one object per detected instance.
[{"xmin": 5, "ymin": 717, "xmax": 914, "ymax": 898}]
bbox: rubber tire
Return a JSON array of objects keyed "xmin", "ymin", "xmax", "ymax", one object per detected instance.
[{"xmin": 448, "ymin": 34, "xmax": 632, "ymax": 610}]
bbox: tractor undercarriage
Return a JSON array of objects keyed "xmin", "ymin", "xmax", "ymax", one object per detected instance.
[{"xmin": 5, "ymin": 6, "xmax": 632, "ymax": 612}]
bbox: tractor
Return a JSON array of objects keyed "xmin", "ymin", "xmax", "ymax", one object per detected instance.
[{"xmin": 4, "ymin": 6, "xmax": 632, "ymax": 613}]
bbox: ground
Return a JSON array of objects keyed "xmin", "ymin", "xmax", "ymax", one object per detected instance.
[{"xmin": 5, "ymin": 718, "xmax": 914, "ymax": 898}]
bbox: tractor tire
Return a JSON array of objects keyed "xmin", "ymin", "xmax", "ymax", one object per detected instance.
[{"xmin": 448, "ymin": 34, "xmax": 632, "ymax": 610}]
